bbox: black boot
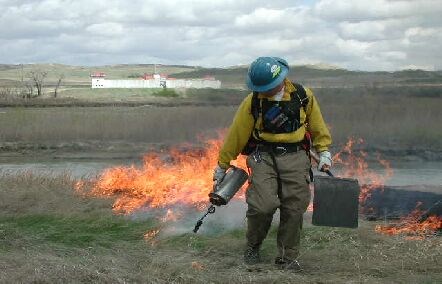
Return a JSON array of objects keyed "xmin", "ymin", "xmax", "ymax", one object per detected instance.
[
  {"xmin": 244, "ymin": 246, "xmax": 261, "ymax": 265},
  {"xmin": 275, "ymin": 257, "xmax": 302, "ymax": 272}
]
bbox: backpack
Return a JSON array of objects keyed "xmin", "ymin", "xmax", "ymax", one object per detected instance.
[{"xmin": 241, "ymin": 82, "xmax": 309, "ymax": 155}]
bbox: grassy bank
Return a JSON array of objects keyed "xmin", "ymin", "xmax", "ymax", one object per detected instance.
[{"xmin": 0, "ymin": 172, "xmax": 441, "ymax": 283}]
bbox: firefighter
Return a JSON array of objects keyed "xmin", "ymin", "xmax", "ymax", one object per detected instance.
[{"xmin": 213, "ymin": 56, "xmax": 332, "ymax": 271}]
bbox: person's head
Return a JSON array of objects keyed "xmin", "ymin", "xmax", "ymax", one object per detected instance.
[{"xmin": 246, "ymin": 56, "xmax": 289, "ymax": 97}]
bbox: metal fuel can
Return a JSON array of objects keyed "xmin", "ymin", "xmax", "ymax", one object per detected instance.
[
  {"xmin": 312, "ymin": 176, "xmax": 360, "ymax": 228},
  {"xmin": 209, "ymin": 166, "xmax": 248, "ymax": 206}
]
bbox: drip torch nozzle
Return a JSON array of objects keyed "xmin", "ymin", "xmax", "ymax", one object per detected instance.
[{"xmin": 193, "ymin": 204, "xmax": 216, "ymax": 233}]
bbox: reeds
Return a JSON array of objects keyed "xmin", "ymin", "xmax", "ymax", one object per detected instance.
[{"xmin": 1, "ymin": 95, "xmax": 441, "ymax": 149}]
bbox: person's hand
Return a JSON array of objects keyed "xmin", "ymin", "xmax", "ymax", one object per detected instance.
[
  {"xmin": 213, "ymin": 165, "xmax": 227, "ymax": 186},
  {"xmin": 317, "ymin": 151, "xmax": 332, "ymax": 172}
]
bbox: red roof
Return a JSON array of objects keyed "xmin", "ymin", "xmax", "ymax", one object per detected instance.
[
  {"xmin": 90, "ymin": 72, "xmax": 106, "ymax": 78},
  {"xmin": 142, "ymin": 74, "xmax": 154, "ymax": 80}
]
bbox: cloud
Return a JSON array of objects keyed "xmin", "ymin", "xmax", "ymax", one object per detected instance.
[
  {"xmin": 0, "ymin": 0, "xmax": 441, "ymax": 70},
  {"xmin": 313, "ymin": 0, "xmax": 442, "ymax": 22}
]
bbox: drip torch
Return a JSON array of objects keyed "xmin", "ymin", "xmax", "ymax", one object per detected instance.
[{"xmin": 193, "ymin": 166, "xmax": 248, "ymax": 233}]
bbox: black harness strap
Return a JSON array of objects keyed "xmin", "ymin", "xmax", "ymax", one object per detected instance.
[
  {"xmin": 293, "ymin": 83, "xmax": 308, "ymax": 110},
  {"xmin": 251, "ymin": 91, "xmax": 260, "ymax": 139},
  {"xmin": 250, "ymin": 82, "xmax": 308, "ymax": 128}
]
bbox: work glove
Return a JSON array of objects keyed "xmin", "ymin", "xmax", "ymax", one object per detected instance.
[
  {"xmin": 317, "ymin": 151, "xmax": 332, "ymax": 172},
  {"xmin": 213, "ymin": 165, "xmax": 227, "ymax": 187}
]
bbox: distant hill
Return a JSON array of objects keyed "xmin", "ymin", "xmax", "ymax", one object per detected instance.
[
  {"xmin": 169, "ymin": 65, "xmax": 442, "ymax": 89},
  {"xmin": 0, "ymin": 64, "xmax": 196, "ymax": 87},
  {"xmin": 0, "ymin": 63, "xmax": 441, "ymax": 89}
]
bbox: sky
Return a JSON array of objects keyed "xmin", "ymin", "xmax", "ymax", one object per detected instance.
[{"xmin": 0, "ymin": 0, "xmax": 441, "ymax": 71}]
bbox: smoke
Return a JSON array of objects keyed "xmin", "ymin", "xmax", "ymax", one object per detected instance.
[
  {"xmin": 128, "ymin": 199, "xmax": 287, "ymax": 241},
  {"xmin": 160, "ymin": 201, "xmax": 249, "ymax": 237},
  {"xmin": 190, "ymin": 200, "xmax": 248, "ymax": 235}
]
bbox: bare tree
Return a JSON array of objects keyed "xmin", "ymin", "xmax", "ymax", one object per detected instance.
[
  {"xmin": 0, "ymin": 87, "xmax": 12, "ymax": 99},
  {"xmin": 24, "ymin": 82, "xmax": 34, "ymax": 99},
  {"xmin": 28, "ymin": 69, "xmax": 48, "ymax": 97},
  {"xmin": 54, "ymin": 74, "xmax": 64, "ymax": 98}
]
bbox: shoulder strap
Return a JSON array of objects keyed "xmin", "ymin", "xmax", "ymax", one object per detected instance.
[
  {"xmin": 249, "ymin": 83, "xmax": 308, "ymax": 139},
  {"xmin": 250, "ymin": 83, "xmax": 308, "ymax": 120},
  {"xmin": 251, "ymin": 91, "xmax": 260, "ymax": 121},
  {"xmin": 291, "ymin": 82, "xmax": 309, "ymax": 112},
  {"xmin": 250, "ymin": 91, "xmax": 262, "ymax": 140}
]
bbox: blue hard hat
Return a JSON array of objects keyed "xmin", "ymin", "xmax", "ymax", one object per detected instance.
[{"xmin": 246, "ymin": 57, "xmax": 289, "ymax": 92}]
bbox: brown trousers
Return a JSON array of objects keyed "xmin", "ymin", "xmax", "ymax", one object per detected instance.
[{"xmin": 245, "ymin": 150, "xmax": 311, "ymax": 260}]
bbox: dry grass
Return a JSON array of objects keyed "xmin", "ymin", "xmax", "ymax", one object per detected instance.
[
  {"xmin": 0, "ymin": 106, "xmax": 235, "ymax": 145},
  {"xmin": 0, "ymin": 171, "xmax": 113, "ymax": 217},
  {"xmin": 0, "ymin": 172, "xmax": 441, "ymax": 283},
  {"xmin": 1, "ymin": 94, "xmax": 442, "ymax": 150},
  {"xmin": 319, "ymin": 94, "xmax": 442, "ymax": 149}
]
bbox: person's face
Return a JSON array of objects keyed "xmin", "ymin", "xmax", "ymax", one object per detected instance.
[{"xmin": 260, "ymin": 81, "xmax": 284, "ymax": 97}]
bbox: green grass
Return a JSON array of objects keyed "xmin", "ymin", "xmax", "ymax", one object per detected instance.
[
  {"xmin": 0, "ymin": 215, "xmax": 153, "ymax": 249},
  {"xmin": 57, "ymin": 86, "xmax": 246, "ymax": 103},
  {"xmin": 0, "ymin": 86, "xmax": 247, "ymax": 105},
  {"xmin": 152, "ymin": 88, "xmax": 179, "ymax": 98},
  {"xmin": 59, "ymin": 87, "xmax": 165, "ymax": 100}
]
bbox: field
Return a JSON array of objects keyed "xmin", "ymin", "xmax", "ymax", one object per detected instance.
[
  {"xmin": 1, "ymin": 63, "xmax": 441, "ymax": 283},
  {"xmin": 0, "ymin": 172, "xmax": 441, "ymax": 283}
]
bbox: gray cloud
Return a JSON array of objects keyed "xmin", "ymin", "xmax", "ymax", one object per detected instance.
[{"xmin": 0, "ymin": 0, "xmax": 440, "ymax": 70}]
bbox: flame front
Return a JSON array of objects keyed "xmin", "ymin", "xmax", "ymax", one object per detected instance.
[
  {"xmin": 78, "ymin": 135, "xmax": 394, "ymax": 219},
  {"xmin": 76, "ymin": 134, "xmax": 441, "ymax": 240},
  {"xmin": 87, "ymin": 136, "xmax": 246, "ymax": 214},
  {"xmin": 375, "ymin": 205, "xmax": 442, "ymax": 239},
  {"xmin": 333, "ymin": 138, "xmax": 394, "ymax": 204}
]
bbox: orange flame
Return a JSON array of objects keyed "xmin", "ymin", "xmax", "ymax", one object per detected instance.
[
  {"xmin": 333, "ymin": 138, "xmax": 394, "ymax": 204},
  {"xmin": 81, "ymin": 135, "xmax": 246, "ymax": 214},
  {"xmin": 191, "ymin": 261, "xmax": 205, "ymax": 270},
  {"xmin": 144, "ymin": 228, "xmax": 160, "ymax": 239},
  {"xmin": 77, "ymin": 135, "xmax": 394, "ymax": 218},
  {"xmin": 74, "ymin": 133, "xmax": 442, "ymax": 240},
  {"xmin": 144, "ymin": 228, "xmax": 160, "ymax": 245},
  {"xmin": 375, "ymin": 205, "xmax": 442, "ymax": 239},
  {"xmin": 333, "ymin": 140, "xmax": 442, "ymax": 239}
]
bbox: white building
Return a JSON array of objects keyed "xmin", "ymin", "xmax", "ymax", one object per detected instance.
[{"xmin": 90, "ymin": 72, "xmax": 221, "ymax": 89}]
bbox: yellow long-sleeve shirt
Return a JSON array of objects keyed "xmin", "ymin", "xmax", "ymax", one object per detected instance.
[{"xmin": 218, "ymin": 79, "xmax": 332, "ymax": 169}]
